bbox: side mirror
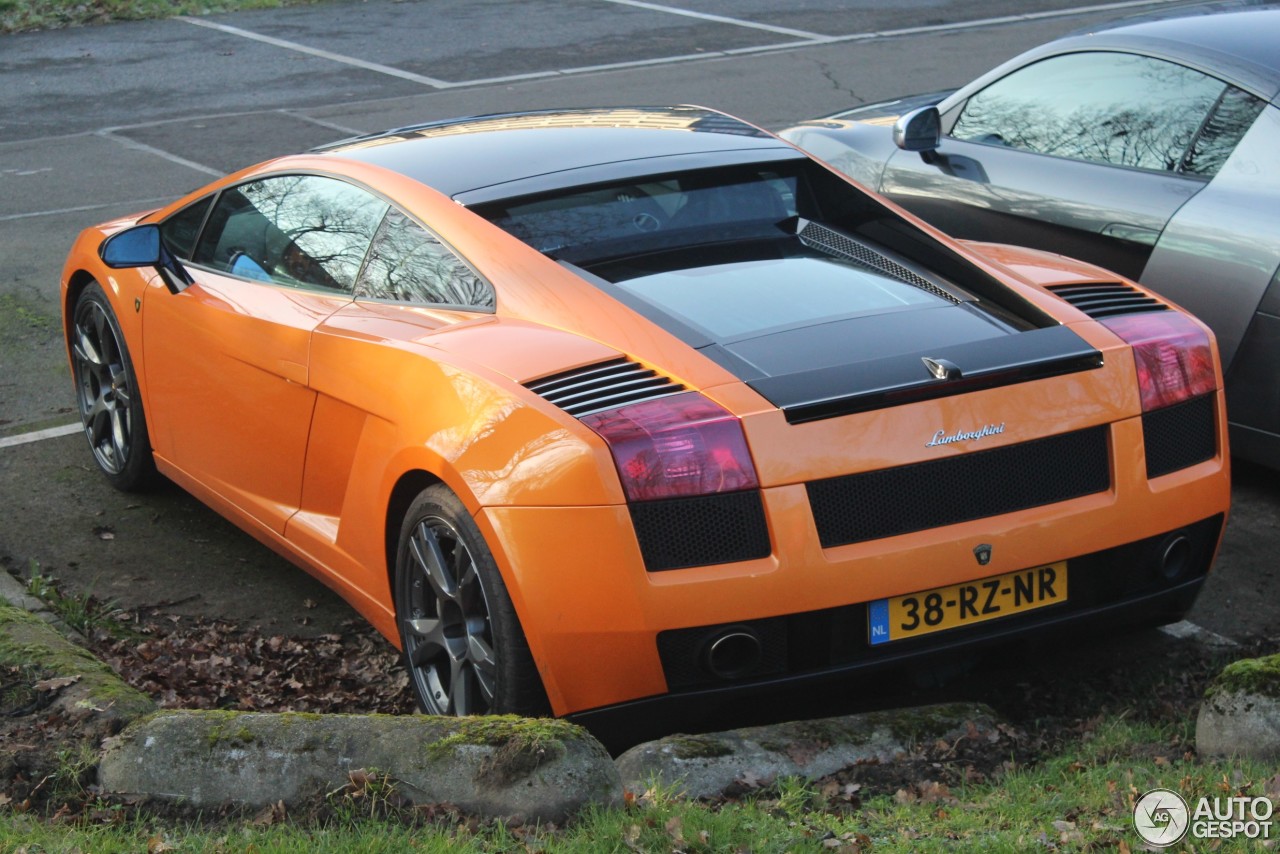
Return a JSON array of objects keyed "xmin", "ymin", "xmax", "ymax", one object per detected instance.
[
  {"xmin": 99, "ymin": 223, "xmax": 193, "ymax": 292},
  {"xmin": 893, "ymin": 106, "xmax": 941, "ymax": 153},
  {"xmin": 100, "ymin": 224, "xmax": 162, "ymax": 267}
]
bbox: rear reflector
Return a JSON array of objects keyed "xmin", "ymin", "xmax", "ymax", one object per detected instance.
[
  {"xmin": 581, "ymin": 392, "xmax": 759, "ymax": 502},
  {"xmin": 1101, "ymin": 312, "xmax": 1216, "ymax": 412}
]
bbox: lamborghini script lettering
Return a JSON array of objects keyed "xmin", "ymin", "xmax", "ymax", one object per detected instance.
[{"xmin": 926, "ymin": 423, "xmax": 1006, "ymax": 447}]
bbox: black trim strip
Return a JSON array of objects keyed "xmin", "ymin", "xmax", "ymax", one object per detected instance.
[{"xmin": 751, "ymin": 325, "xmax": 1103, "ymax": 424}]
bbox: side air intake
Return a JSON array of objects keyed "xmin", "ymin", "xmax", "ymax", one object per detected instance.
[
  {"xmin": 1047, "ymin": 282, "xmax": 1167, "ymax": 319},
  {"xmin": 524, "ymin": 358, "xmax": 685, "ymax": 417}
]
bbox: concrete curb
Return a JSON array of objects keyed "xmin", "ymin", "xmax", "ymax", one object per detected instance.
[
  {"xmin": 1197, "ymin": 653, "xmax": 1280, "ymax": 760},
  {"xmin": 616, "ymin": 702, "xmax": 1000, "ymax": 799},
  {"xmin": 1, "ymin": 576, "xmax": 623, "ymax": 820},
  {"xmin": 98, "ymin": 711, "xmax": 622, "ymax": 822},
  {"xmin": 0, "ymin": 593, "xmax": 155, "ymax": 728},
  {"xmin": 1, "ymin": 572, "xmax": 1008, "ymax": 821},
  {"xmin": 0, "ymin": 567, "xmax": 84, "ymax": 641}
]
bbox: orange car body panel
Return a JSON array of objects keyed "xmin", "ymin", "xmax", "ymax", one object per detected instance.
[{"xmin": 60, "ymin": 125, "xmax": 1231, "ymax": 718}]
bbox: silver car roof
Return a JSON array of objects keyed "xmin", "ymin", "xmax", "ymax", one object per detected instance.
[{"xmin": 988, "ymin": 8, "xmax": 1280, "ymax": 104}]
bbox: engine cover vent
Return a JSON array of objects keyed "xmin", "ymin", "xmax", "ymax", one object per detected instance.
[
  {"xmin": 1047, "ymin": 282, "xmax": 1168, "ymax": 318},
  {"xmin": 524, "ymin": 357, "xmax": 685, "ymax": 417},
  {"xmin": 797, "ymin": 219, "xmax": 962, "ymax": 304}
]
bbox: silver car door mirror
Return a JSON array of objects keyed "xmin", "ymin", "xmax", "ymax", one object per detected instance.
[{"xmin": 893, "ymin": 106, "xmax": 941, "ymax": 153}]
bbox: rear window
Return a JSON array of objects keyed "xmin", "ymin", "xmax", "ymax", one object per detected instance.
[
  {"xmin": 615, "ymin": 251, "xmax": 947, "ymax": 340},
  {"xmin": 476, "ymin": 158, "xmax": 1051, "ymax": 333},
  {"xmin": 475, "ymin": 164, "xmax": 802, "ymax": 264}
]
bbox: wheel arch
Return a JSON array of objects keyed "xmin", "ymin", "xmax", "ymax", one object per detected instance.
[
  {"xmin": 382, "ymin": 467, "xmax": 554, "ymax": 715},
  {"xmin": 383, "ymin": 468, "xmax": 444, "ymax": 597},
  {"xmin": 62, "ymin": 269, "xmax": 98, "ymax": 359}
]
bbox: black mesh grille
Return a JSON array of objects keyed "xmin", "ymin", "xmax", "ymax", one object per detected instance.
[
  {"xmin": 631, "ymin": 490, "xmax": 771, "ymax": 572},
  {"xmin": 1046, "ymin": 282, "xmax": 1167, "ymax": 318},
  {"xmin": 807, "ymin": 426, "xmax": 1111, "ymax": 548},
  {"xmin": 798, "ymin": 220, "xmax": 960, "ymax": 303},
  {"xmin": 525, "ymin": 358, "xmax": 684, "ymax": 416},
  {"xmin": 1144, "ymin": 394, "xmax": 1217, "ymax": 478}
]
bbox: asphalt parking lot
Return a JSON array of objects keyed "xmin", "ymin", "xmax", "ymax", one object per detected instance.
[{"xmin": 1, "ymin": 0, "xmax": 1276, "ymax": 664}]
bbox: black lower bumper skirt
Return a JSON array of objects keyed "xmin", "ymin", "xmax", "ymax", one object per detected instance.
[{"xmin": 570, "ymin": 514, "xmax": 1222, "ymax": 752}]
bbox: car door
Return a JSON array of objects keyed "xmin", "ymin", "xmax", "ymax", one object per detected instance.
[
  {"xmin": 142, "ymin": 174, "xmax": 388, "ymax": 533},
  {"xmin": 285, "ymin": 207, "xmax": 499, "ymax": 587},
  {"xmin": 878, "ymin": 51, "xmax": 1250, "ymax": 282}
]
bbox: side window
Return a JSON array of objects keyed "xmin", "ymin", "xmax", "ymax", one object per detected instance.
[
  {"xmin": 159, "ymin": 196, "xmax": 213, "ymax": 260},
  {"xmin": 356, "ymin": 210, "xmax": 495, "ymax": 309},
  {"xmin": 192, "ymin": 175, "xmax": 388, "ymax": 293},
  {"xmin": 951, "ymin": 52, "xmax": 1226, "ymax": 173},
  {"xmin": 1182, "ymin": 87, "xmax": 1266, "ymax": 177}
]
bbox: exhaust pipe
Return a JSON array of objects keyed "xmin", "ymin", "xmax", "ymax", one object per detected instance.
[
  {"xmin": 1158, "ymin": 533, "xmax": 1192, "ymax": 580},
  {"xmin": 703, "ymin": 628, "xmax": 763, "ymax": 680}
]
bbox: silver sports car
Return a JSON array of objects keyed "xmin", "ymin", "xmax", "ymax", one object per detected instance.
[{"xmin": 781, "ymin": 6, "xmax": 1280, "ymax": 468}]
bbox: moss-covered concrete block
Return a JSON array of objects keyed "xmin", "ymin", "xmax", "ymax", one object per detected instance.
[
  {"xmin": 1197, "ymin": 653, "xmax": 1280, "ymax": 759},
  {"xmin": 98, "ymin": 710, "xmax": 622, "ymax": 822},
  {"xmin": 616, "ymin": 702, "xmax": 998, "ymax": 799},
  {"xmin": 0, "ymin": 600, "xmax": 154, "ymax": 726}
]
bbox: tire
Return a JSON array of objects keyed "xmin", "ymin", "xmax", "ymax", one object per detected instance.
[
  {"xmin": 70, "ymin": 283, "xmax": 159, "ymax": 492},
  {"xmin": 394, "ymin": 484, "xmax": 549, "ymax": 717}
]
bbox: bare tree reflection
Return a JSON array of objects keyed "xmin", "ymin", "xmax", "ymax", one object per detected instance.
[
  {"xmin": 196, "ymin": 175, "xmax": 387, "ymax": 292},
  {"xmin": 950, "ymin": 52, "xmax": 1252, "ymax": 174},
  {"xmin": 358, "ymin": 211, "xmax": 495, "ymax": 308}
]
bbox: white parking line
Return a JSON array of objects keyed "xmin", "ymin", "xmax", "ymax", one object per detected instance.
[
  {"xmin": 0, "ymin": 196, "xmax": 174, "ymax": 223},
  {"xmin": 825, "ymin": 0, "xmax": 1196, "ymax": 43},
  {"xmin": 284, "ymin": 112, "xmax": 367, "ymax": 138},
  {"xmin": 596, "ymin": 0, "xmax": 831, "ymax": 40},
  {"xmin": 1159, "ymin": 619, "xmax": 1240, "ymax": 648},
  {"xmin": 0, "ymin": 423, "xmax": 81, "ymax": 449},
  {"xmin": 97, "ymin": 130, "xmax": 223, "ymax": 177},
  {"xmin": 178, "ymin": 0, "xmax": 1189, "ymax": 92},
  {"xmin": 178, "ymin": 16, "xmax": 454, "ymax": 88}
]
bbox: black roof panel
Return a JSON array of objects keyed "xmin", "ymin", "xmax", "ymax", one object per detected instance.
[{"xmin": 315, "ymin": 106, "xmax": 793, "ymax": 200}]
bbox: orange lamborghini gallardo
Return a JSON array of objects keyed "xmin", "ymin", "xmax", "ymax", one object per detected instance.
[{"xmin": 61, "ymin": 107, "xmax": 1229, "ymax": 734}]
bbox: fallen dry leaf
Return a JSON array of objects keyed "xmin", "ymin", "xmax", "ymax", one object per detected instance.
[
  {"xmin": 665, "ymin": 815, "xmax": 684, "ymax": 843},
  {"xmin": 34, "ymin": 675, "xmax": 80, "ymax": 692}
]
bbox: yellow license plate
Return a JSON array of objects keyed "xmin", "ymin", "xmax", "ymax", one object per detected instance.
[{"xmin": 868, "ymin": 561, "xmax": 1067, "ymax": 645}]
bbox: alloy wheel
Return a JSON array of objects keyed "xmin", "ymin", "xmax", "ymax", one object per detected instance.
[
  {"xmin": 72, "ymin": 300, "xmax": 133, "ymax": 476},
  {"xmin": 401, "ymin": 515, "xmax": 497, "ymax": 715}
]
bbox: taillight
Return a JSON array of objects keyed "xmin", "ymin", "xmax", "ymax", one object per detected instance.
[
  {"xmin": 580, "ymin": 392, "xmax": 759, "ymax": 502},
  {"xmin": 1101, "ymin": 311, "xmax": 1216, "ymax": 412}
]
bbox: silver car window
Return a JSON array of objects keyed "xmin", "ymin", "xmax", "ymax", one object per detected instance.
[
  {"xmin": 1181, "ymin": 86, "xmax": 1266, "ymax": 177},
  {"xmin": 951, "ymin": 52, "xmax": 1225, "ymax": 174}
]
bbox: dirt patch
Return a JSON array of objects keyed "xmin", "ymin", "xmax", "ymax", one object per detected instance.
[
  {"xmin": 715, "ymin": 717, "xmax": 1028, "ymax": 814},
  {"xmin": 0, "ymin": 580, "xmax": 412, "ymax": 819},
  {"xmin": 0, "ymin": 663, "xmax": 119, "ymax": 817}
]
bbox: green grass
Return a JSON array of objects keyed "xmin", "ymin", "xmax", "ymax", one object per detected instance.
[
  {"xmin": 2, "ymin": 715, "xmax": 1274, "ymax": 852},
  {"xmin": 24, "ymin": 562, "xmax": 131, "ymax": 639},
  {"xmin": 0, "ymin": 0, "xmax": 330, "ymax": 34},
  {"xmin": 0, "ymin": 294, "xmax": 56, "ymax": 333}
]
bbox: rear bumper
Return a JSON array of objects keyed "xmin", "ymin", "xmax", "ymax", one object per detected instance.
[
  {"xmin": 477, "ymin": 400, "xmax": 1230, "ymax": 718},
  {"xmin": 569, "ymin": 546, "xmax": 1210, "ymax": 751}
]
